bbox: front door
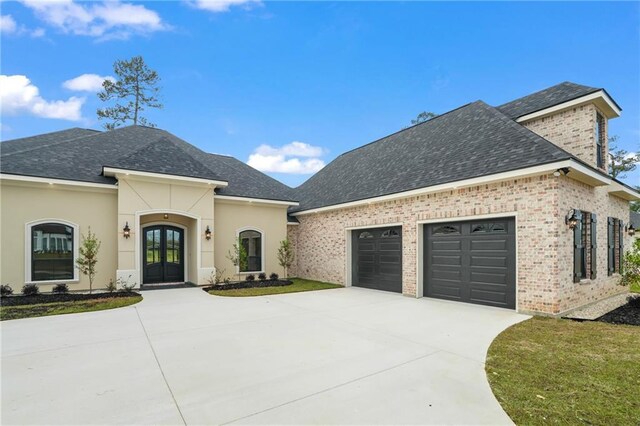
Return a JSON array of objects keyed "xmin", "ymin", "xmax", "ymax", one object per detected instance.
[{"xmin": 143, "ymin": 225, "xmax": 185, "ymax": 284}]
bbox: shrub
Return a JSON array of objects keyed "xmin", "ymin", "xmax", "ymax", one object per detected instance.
[
  {"xmin": 269, "ymin": 273, "xmax": 279, "ymax": 281},
  {"xmin": 245, "ymin": 274, "xmax": 255, "ymax": 282},
  {"xmin": 258, "ymin": 273, "xmax": 267, "ymax": 281},
  {"xmin": 1, "ymin": 284, "xmax": 13, "ymax": 297},
  {"xmin": 119, "ymin": 280, "xmax": 137, "ymax": 293},
  {"xmin": 207, "ymin": 268, "xmax": 226, "ymax": 285},
  {"xmin": 622, "ymin": 238, "xmax": 640, "ymax": 288},
  {"xmin": 52, "ymin": 283, "xmax": 69, "ymax": 294},
  {"xmin": 106, "ymin": 279, "xmax": 118, "ymax": 293},
  {"xmin": 22, "ymin": 284, "xmax": 40, "ymax": 296}
]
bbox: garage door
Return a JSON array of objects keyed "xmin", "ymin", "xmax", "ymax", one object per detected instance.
[
  {"xmin": 424, "ymin": 218, "xmax": 516, "ymax": 309},
  {"xmin": 352, "ymin": 226, "xmax": 402, "ymax": 293}
]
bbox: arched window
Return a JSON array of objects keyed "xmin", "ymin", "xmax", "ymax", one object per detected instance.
[
  {"xmin": 27, "ymin": 221, "xmax": 78, "ymax": 282},
  {"xmin": 239, "ymin": 229, "xmax": 263, "ymax": 272}
]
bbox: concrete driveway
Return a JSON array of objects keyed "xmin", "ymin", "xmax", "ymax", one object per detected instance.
[{"xmin": 1, "ymin": 287, "xmax": 528, "ymax": 425}]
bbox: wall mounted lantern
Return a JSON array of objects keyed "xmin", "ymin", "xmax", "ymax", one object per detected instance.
[
  {"xmin": 553, "ymin": 167, "xmax": 570, "ymax": 177},
  {"xmin": 565, "ymin": 209, "xmax": 578, "ymax": 229},
  {"xmin": 163, "ymin": 214, "xmax": 169, "ymax": 220},
  {"xmin": 627, "ymin": 224, "xmax": 636, "ymax": 237},
  {"xmin": 205, "ymin": 226, "xmax": 212, "ymax": 240},
  {"xmin": 123, "ymin": 222, "xmax": 131, "ymax": 239}
]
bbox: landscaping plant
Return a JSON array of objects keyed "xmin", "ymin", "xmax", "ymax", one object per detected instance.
[
  {"xmin": 22, "ymin": 284, "xmax": 40, "ymax": 296},
  {"xmin": 269, "ymin": 273, "xmax": 279, "ymax": 281},
  {"xmin": 277, "ymin": 239, "xmax": 295, "ymax": 279},
  {"xmin": 246, "ymin": 274, "xmax": 255, "ymax": 282},
  {"xmin": 76, "ymin": 227, "xmax": 101, "ymax": 294},
  {"xmin": 52, "ymin": 283, "xmax": 69, "ymax": 294},
  {"xmin": 621, "ymin": 237, "xmax": 640, "ymax": 288},
  {"xmin": 1, "ymin": 284, "xmax": 13, "ymax": 297},
  {"xmin": 106, "ymin": 278, "xmax": 118, "ymax": 293},
  {"xmin": 258, "ymin": 273, "xmax": 267, "ymax": 281},
  {"xmin": 226, "ymin": 237, "xmax": 248, "ymax": 281}
]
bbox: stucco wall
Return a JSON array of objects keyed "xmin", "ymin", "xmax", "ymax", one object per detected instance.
[
  {"xmin": 214, "ymin": 199, "xmax": 288, "ymax": 281},
  {"xmin": 523, "ymin": 104, "xmax": 608, "ymax": 173},
  {"xmin": 557, "ymin": 178, "xmax": 630, "ymax": 312},
  {"xmin": 292, "ymin": 175, "xmax": 563, "ymax": 313},
  {"xmin": 0, "ymin": 181, "xmax": 118, "ymax": 292}
]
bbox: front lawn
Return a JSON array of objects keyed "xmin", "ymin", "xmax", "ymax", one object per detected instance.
[
  {"xmin": 486, "ymin": 317, "xmax": 639, "ymax": 425},
  {"xmin": 0, "ymin": 296, "xmax": 142, "ymax": 321},
  {"xmin": 208, "ymin": 278, "xmax": 342, "ymax": 297}
]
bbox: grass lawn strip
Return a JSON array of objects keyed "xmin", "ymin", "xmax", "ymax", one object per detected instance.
[
  {"xmin": 208, "ymin": 278, "xmax": 342, "ymax": 297},
  {"xmin": 486, "ymin": 317, "xmax": 640, "ymax": 425},
  {"xmin": 0, "ymin": 296, "xmax": 142, "ymax": 321}
]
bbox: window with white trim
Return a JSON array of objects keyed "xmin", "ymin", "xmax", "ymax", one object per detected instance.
[
  {"xmin": 29, "ymin": 222, "xmax": 76, "ymax": 282},
  {"xmin": 239, "ymin": 229, "xmax": 263, "ymax": 272}
]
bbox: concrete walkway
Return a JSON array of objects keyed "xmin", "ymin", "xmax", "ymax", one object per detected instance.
[{"xmin": 1, "ymin": 287, "xmax": 529, "ymax": 425}]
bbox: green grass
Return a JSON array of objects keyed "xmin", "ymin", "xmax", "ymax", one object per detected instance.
[
  {"xmin": 208, "ymin": 278, "xmax": 343, "ymax": 297},
  {"xmin": 486, "ymin": 317, "xmax": 640, "ymax": 425},
  {"xmin": 0, "ymin": 296, "xmax": 143, "ymax": 321}
]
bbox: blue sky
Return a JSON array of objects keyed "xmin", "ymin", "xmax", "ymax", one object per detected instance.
[{"xmin": 1, "ymin": 1, "xmax": 639, "ymax": 187}]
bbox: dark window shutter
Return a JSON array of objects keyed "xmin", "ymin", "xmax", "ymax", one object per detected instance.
[
  {"xmin": 608, "ymin": 218, "xmax": 615, "ymax": 276},
  {"xmin": 619, "ymin": 220, "xmax": 624, "ymax": 273},
  {"xmin": 573, "ymin": 210, "xmax": 583, "ymax": 283},
  {"xmin": 590, "ymin": 213, "xmax": 597, "ymax": 279}
]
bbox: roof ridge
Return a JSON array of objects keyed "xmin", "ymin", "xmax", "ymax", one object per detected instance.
[{"xmin": 1, "ymin": 129, "xmax": 102, "ymax": 157}]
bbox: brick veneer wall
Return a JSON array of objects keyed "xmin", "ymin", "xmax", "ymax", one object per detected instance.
[
  {"xmin": 522, "ymin": 104, "xmax": 608, "ymax": 173},
  {"xmin": 289, "ymin": 175, "xmax": 566, "ymax": 314},
  {"xmin": 557, "ymin": 178, "xmax": 630, "ymax": 313}
]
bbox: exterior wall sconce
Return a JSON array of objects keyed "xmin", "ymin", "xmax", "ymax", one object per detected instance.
[
  {"xmin": 123, "ymin": 222, "xmax": 131, "ymax": 239},
  {"xmin": 163, "ymin": 214, "xmax": 169, "ymax": 219},
  {"xmin": 205, "ymin": 226, "xmax": 212, "ymax": 240},
  {"xmin": 565, "ymin": 209, "xmax": 578, "ymax": 229},
  {"xmin": 627, "ymin": 224, "xmax": 636, "ymax": 236},
  {"xmin": 553, "ymin": 167, "xmax": 570, "ymax": 177}
]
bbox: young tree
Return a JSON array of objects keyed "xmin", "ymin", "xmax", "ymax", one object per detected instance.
[
  {"xmin": 608, "ymin": 135, "xmax": 640, "ymax": 179},
  {"xmin": 76, "ymin": 227, "xmax": 101, "ymax": 294},
  {"xmin": 97, "ymin": 55, "xmax": 162, "ymax": 130},
  {"xmin": 226, "ymin": 238, "xmax": 248, "ymax": 282},
  {"xmin": 277, "ymin": 239, "xmax": 295, "ymax": 279},
  {"xmin": 410, "ymin": 111, "xmax": 437, "ymax": 126}
]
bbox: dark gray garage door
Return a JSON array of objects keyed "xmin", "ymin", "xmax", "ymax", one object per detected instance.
[
  {"xmin": 424, "ymin": 218, "xmax": 516, "ymax": 309},
  {"xmin": 352, "ymin": 226, "xmax": 402, "ymax": 293}
]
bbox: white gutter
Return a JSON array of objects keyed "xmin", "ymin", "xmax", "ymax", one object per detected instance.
[
  {"xmin": 215, "ymin": 195, "xmax": 299, "ymax": 207},
  {"xmin": 0, "ymin": 173, "xmax": 117, "ymax": 190}
]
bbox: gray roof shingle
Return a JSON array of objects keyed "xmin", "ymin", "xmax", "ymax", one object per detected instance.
[
  {"xmin": 292, "ymin": 101, "xmax": 573, "ymax": 212},
  {"xmin": 1, "ymin": 125, "xmax": 296, "ymax": 202},
  {"xmin": 497, "ymin": 81, "xmax": 601, "ymax": 119}
]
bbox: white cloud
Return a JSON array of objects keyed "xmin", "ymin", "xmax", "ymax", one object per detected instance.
[
  {"xmin": 63, "ymin": 73, "xmax": 114, "ymax": 92},
  {"xmin": 247, "ymin": 141, "xmax": 326, "ymax": 174},
  {"xmin": 19, "ymin": 0, "xmax": 168, "ymax": 39},
  {"xmin": 0, "ymin": 15, "xmax": 17, "ymax": 33},
  {"xmin": 255, "ymin": 141, "xmax": 325, "ymax": 158},
  {"xmin": 188, "ymin": 0, "xmax": 262, "ymax": 13},
  {"xmin": 0, "ymin": 75, "xmax": 85, "ymax": 121}
]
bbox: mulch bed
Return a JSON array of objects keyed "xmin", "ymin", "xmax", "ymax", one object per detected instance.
[
  {"xmin": 203, "ymin": 279, "xmax": 293, "ymax": 292},
  {"xmin": 596, "ymin": 296, "xmax": 640, "ymax": 326},
  {"xmin": 0, "ymin": 291, "xmax": 142, "ymax": 307}
]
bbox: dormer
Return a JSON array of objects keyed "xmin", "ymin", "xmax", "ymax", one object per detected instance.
[{"xmin": 497, "ymin": 82, "xmax": 621, "ymax": 173}]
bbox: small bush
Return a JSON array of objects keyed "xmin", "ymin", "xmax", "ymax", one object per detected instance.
[
  {"xmin": 269, "ymin": 272, "xmax": 279, "ymax": 281},
  {"xmin": 22, "ymin": 284, "xmax": 40, "ymax": 296},
  {"xmin": 106, "ymin": 279, "xmax": 117, "ymax": 293},
  {"xmin": 1, "ymin": 284, "xmax": 14, "ymax": 297},
  {"xmin": 258, "ymin": 273, "xmax": 267, "ymax": 281},
  {"xmin": 119, "ymin": 280, "xmax": 137, "ymax": 293},
  {"xmin": 52, "ymin": 283, "xmax": 69, "ymax": 294},
  {"xmin": 628, "ymin": 295, "xmax": 640, "ymax": 308},
  {"xmin": 245, "ymin": 274, "xmax": 255, "ymax": 282}
]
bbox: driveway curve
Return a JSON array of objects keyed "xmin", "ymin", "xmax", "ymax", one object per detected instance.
[{"xmin": 2, "ymin": 287, "xmax": 528, "ymax": 425}]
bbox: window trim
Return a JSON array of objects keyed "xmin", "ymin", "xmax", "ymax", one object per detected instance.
[
  {"xmin": 25, "ymin": 219, "xmax": 80, "ymax": 284},
  {"xmin": 236, "ymin": 227, "xmax": 265, "ymax": 274}
]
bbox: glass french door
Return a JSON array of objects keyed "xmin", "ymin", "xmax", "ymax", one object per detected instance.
[{"xmin": 143, "ymin": 225, "xmax": 184, "ymax": 284}]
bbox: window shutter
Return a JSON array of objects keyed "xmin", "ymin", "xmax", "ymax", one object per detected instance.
[
  {"xmin": 608, "ymin": 218, "xmax": 615, "ymax": 276},
  {"xmin": 619, "ymin": 220, "xmax": 624, "ymax": 273},
  {"xmin": 590, "ymin": 213, "xmax": 597, "ymax": 279},
  {"xmin": 573, "ymin": 210, "xmax": 583, "ymax": 283}
]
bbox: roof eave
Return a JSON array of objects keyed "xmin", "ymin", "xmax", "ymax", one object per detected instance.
[
  {"xmin": 515, "ymin": 90, "xmax": 622, "ymax": 123},
  {"xmin": 102, "ymin": 166, "xmax": 228, "ymax": 187}
]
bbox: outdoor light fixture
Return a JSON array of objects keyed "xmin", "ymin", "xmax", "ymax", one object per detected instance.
[
  {"xmin": 205, "ymin": 226, "xmax": 212, "ymax": 240},
  {"xmin": 627, "ymin": 224, "xmax": 636, "ymax": 236},
  {"xmin": 123, "ymin": 222, "xmax": 131, "ymax": 239},
  {"xmin": 553, "ymin": 167, "xmax": 570, "ymax": 177},
  {"xmin": 164, "ymin": 214, "xmax": 169, "ymax": 219},
  {"xmin": 565, "ymin": 209, "xmax": 579, "ymax": 229}
]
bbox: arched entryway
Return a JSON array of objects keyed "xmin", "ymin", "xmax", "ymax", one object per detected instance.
[{"xmin": 142, "ymin": 224, "xmax": 185, "ymax": 284}]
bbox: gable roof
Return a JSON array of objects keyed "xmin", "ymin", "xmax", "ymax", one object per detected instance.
[
  {"xmin": 1, "ymin": 125, "xmax": 296, "ymax": 202},
  {"xmin": 496, "ymin": 81, "xmax": 606, "ymax": 119},
  {"xmin": 292, "ymin": 101, "xmax": 573, "ymax": 212}
]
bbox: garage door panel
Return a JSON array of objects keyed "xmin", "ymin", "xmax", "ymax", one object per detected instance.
[
  {"xmin": 425, "ymin": 218, "xmax": 515, "ymax": 309},
  {"xmin": 353, "ymin": 226, "xmax": 402, "ymax": 293}
]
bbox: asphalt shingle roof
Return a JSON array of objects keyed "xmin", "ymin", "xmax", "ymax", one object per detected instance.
[
  {"xmin": 292, "ymin": 101, "xmax": 573, "ymax": 212},
  {"xmin": 496, "ymin": 81, "xmax": 601, "ymax": 119},
  {"xmin": 1, "ymin": 125, "xmax": 296, "ymax": 202}
]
